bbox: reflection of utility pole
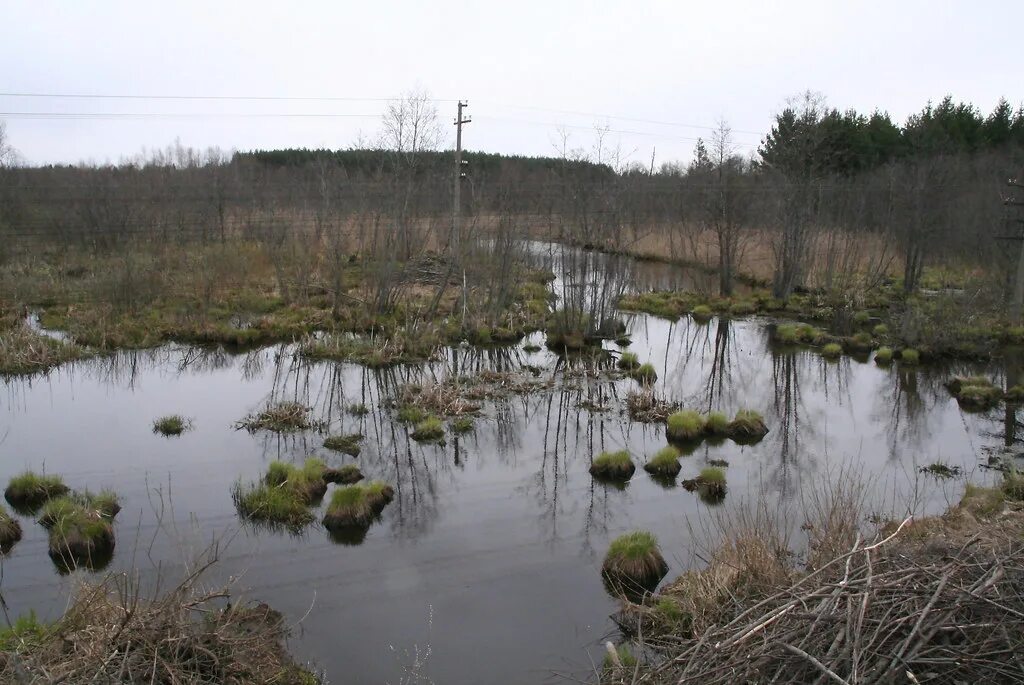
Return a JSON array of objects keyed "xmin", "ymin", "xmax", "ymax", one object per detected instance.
[{"xmin": 1002, "ymin": 177, "xmax": 1024, "ymax": 322}]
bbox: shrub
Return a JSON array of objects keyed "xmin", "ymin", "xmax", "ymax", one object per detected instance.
[
  {"xmin": 617, "ymin": 352, "xmax": 640, "ymax": 371},
  {"xmin": 643, "ymin": 446, "xmax": 682, "ymax": 477},
  {"xmin": 727, "ymin": 409, "xmax": 768, "ymax": 443},
  {"xmin": 667, "ymin": 410, "xmax": 705, "ymax": 442},
  {"xmin": 322, "ymin": 481, "xmax": 394, "ymax": 530},
  {"xmin": 821, "ymin": 342, "xmax": 843, "ymax": 358},
  {"xmin": 5, "ymin": 472, "xmax": 69, "ymax": 513},
  {"xmin": 323, "ymin": 433, "xmax": 363, "ymax": 456},
  {"xmin": 152, "ymin": 415, "xmax": 190, "ymax": 436},
  {"xmin": 900, "ymin": 348, "xmax": 920, "ymax": 365},
  {"xmin": 411, "ymin": 416, "xmax": 445, "ymax": 442},
  {"xmin": 591, "ymin": 450, "xmax": 636, "ymax": 481},
  {"xmin": 705, "ymin": 411, "xmax": 729, "ymax": 436},
  {"xmin": 631, "ymin": 363, "xmax": 658, "ymax": 385},
  {"xmin": 602, "ymin": 531, "xmax": 669, "ymax": 594},
  {"xmin": 874, "ymin": 346, "xmax": 893, "ymax": 364}
]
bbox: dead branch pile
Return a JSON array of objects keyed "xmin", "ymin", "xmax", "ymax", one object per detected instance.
[
  {"xmin": 0, "ymin": 564, "xmax": 319, "ymax": 684},
  {"xmin": 618, "ymin": 517, "xmax": 1024, "ymax": 684}
]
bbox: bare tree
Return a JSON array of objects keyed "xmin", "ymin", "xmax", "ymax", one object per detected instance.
[
  {"xmin": 0, "ymin": 121, "xmax": 19, "ymax": 168},
  {"xmin": 705, "ymin": 119, "xmax": 749, "ymax": 296}
]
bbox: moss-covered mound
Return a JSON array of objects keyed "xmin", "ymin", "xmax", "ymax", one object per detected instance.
[
  {"xmin": 946, "ymin": 376, "xmax": 1002, "ymax": 411},
  {"xmin": 591, "ymin": 450, "xmax": 636, "ymax": 481},
  {"xmin": 0, "ymin": 503, "xmax": 22, "ymax": 553},
  {"xmin": 322, "ymin": 481, "xmax": 395, "ymax": 530},
  {"xmin": 5, "ymin": 472, "xmax": 70, "ymax": 514},
  {"xmin": 323, "ymin": 433, "xmax": 363, "ymax": 456},
  {"xmin": 643, "ymin": 447, "xmax": 682, "ymax": 478},
  {"xmin": 666, "ymin": 410, "xmax": 706, "ymax": 442},
  {"xmin": 602, "ymin": 531, "xmax": 669, "ymax": 596},
  {"xmin": 727, "ymin": 409, "xmax": 768, "ymax": 443}
]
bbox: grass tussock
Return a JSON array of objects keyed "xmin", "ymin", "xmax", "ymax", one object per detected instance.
[
  {"xmin": 152, "ymin": 414, "xmax": 191, "ymax": 436},
  {"xmin": 726, "ymin": 409, "xmax": 768, "ymax": 443},
  {"xmin": 666, "ymin": 410, "xmax": 705, "ymax": 442},
  {"xmin": 323, "ymin": 433, "xmax": 363, "ymax": 456},
  {"xmin": 233, "ymin": 458, "xmax": 342, "ymax": 530},
  {"xmin": 690, "ymin": 305, "xmax": 713, "ymax": 322},
  {"xmin": 627, "ymin": 391, "xmax": 677, "ymax": 423},
  {"xmin": 602, "ymin": 531, "xmax": 669, "ymax": 596},
  {"xmin": 704, "ymin": 411, "xmax": 729, "ymax": 436},
  {"xmin": 873, "ymin": 346, "xmax": 893, "ymax": 364},
  {"xmin": 820, "ymin": 342, "xmax": 843, "ymax": 358},
  {"xmin": 0, "ymin": 567, "xmax": 321, "ymax": 683},
  {"xmin": 43, "ymin": 496, "xmax": 117, "ymax": 571},
  {"xmin": 298, "ymin": 328, "xmax": 441, "ymax": 367},
  {"xmin": 322, "ymin": 481, "xmax": 394, "ymax": 530},
  {"xmin": 630, "ymin": 362, "xmax": 658, "ymax": 385},
  {"xmin": 237, "ymin": 402, "xmax": 317, "ymax": 433},
  {"xmin": 591, "ymin": 450, "xmax": 637, "ymax": 481},
  {"xmin": 450, "ymin": 416, "xmax": 474, "ymax": 434},
  {"xmin": 1006, "ymin": 385, "xmax": 1024, "ymax": 402},
  {"xmin": 946, "ymin": 375, "xmax": 1002, "ymax": 411},
  {"xmin": 5, "ymin": 471, "xmax": 70, "ymax": 513},
  {"xmin": 681, "ymin": 467, "xmax": 727, "ymax": 503},
  {"xmin": 0, "ymin": 503, "xmax": 23, "ymax": 552},
  {"xmin": 617, "ymin": 352, "xmax": 640, "ymax": 371},
  {"xmin": 411, "ymin": 416, "xmax": 445, "ymax": 442},
  {"xmin": 643, "ymin": 446, "xmax": 682, "ymax": 478},
  {"xmin": 899, "ymin": 347, "xmax": 920, "ymax": 365}
]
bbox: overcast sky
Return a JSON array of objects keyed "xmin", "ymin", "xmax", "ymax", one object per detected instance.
[{"xmin": 2, "ymin": 0, "xmax": 1020, "ymax": 167}]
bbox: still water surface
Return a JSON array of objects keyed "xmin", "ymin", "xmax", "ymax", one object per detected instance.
[{"xmin": 0, "ymin": 251, "xmax": 1019, "ymax": 684}]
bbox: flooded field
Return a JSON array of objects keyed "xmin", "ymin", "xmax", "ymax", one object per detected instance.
[{"xmin": 1, "ymin": 246, "xmax": 1020, "ymax": 683}]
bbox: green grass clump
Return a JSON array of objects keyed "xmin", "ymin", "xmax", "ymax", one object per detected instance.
[
  {"xmin": 43, "ymin": 497, "xmax": 116, "ymax": 569},
  {"xmin": 947, "ymin": 376, "xmax": 1002, "ymax": 411},
  {"xmin": 698, "ymin": 466, "xmax": 726, "ymax": 484},
  {"xmin": 237, "ymin": 402, "xmax": 314, "ymax": 432},
  {"xmin": 796, "ymin": 323, "xmax": 822, "ymax": 343},
  {"xmin": 1002, "ymin": 472, "xmax": 1024, "ymax": 502},
  {"xmin": 601, "ymin": 531, "xmax": 669, "ymax": 593},
  {"xmin": 591, "ymin": 450, "xmax": 636, "ymax": 481},
  {"xmin": 874, "ymin": 346, "xmax": 893, "ymax": 364},
  {"xmin": 666, "ymin": 410, "xmax": 705, "ymax": 442},
  {"xmin": 960, "ymin": 483, "xmax": 1004, "ymax": 518},
  {"xmin": 705, "ymin": 411, "xmax": 729, "ymax": 436},
  {"xmin": 397, "ymin": 405, "xmax": 427, "ymax": 424},
  {"xmin": 450, "ymin": 417, "xmax": 474, "ymax": 434},
  {"xmin": 0, "ymin": 611, "xmax": 47, "ymax": 651},
  {"xmin": 774, "ymin": 324, "xmax": 799, "ymax": 344},
  {"xmin": 5, "ymin": 472, "xmax": 69, "ymax": 513},
  {"xmin": 729, "ymin": 300, "xmax": 757, "ymax": 317},
  {"xmin": 643, "ymin": 446, "xmax": 682, "ymax": 477},
  {"xmin": 322, "ymin": 481, "xmax": 395, "ymax": 530},
  {"xmin": 691, "ymin": 305, "xmax": 713, "ymax": 322},
  {"xmin": 727, "ymin": 409, "xmax": 768, "ymax": 443},
  {"xmin": 152, "ymin": 415, "xmax": 190, "ymax": 436},
  {"xmin": 872, "ymin": 323, "xmax": 889, "ymax": 337},
  {"xmin": 602, "ymin": 644, "xmax": 638, "ymax": 672},
  {"xmin": 323, "ymin": 433, "xmax": 363, "ymax": 456},
  {"xmin": 1006, "ymin": 385, "xmax": 1024, "ymax": 403},
  {"xmin": 900, "ymin": 348, "xmax": 920, "ymax": 365},
  {"xmin": 0, "ymin": 503, "xmax": 22, "ymax": 552},
  {"xmin": 411, "ymin": 416, "xmax": 445, "ymax": 442},
  {"xmin": 39, "ymin": 490, "xmax": 120, "ymax": 528},
  {"xmin": 683, "ymin": 467, "xmax": 728, "ymax": 504},
  {"xmin": 617, "ymin": 352, "xmax": 640, "ymax": 371},
  {"xmin": 853, "ymin": 310, "xmax": 871, "ymax": 325},
  {"xmin": 630, "ymin": 363, "xmax": 658, "ymax": 385},
  {"xmin": 232, "ymin": 482, "xmax": 315, "ymax": 530},
  {"xmin": 821, "ymin": 342, "xmax": 843, "ymax": 358}
]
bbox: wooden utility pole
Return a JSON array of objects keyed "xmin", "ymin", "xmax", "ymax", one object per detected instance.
[
  {"xmin": 453, "ymin": 100, "xmax": 471, "ymax": 259},
  {"xmin": 1005, "ymin": 178, "xmax": 1024, "ymax": 323}
]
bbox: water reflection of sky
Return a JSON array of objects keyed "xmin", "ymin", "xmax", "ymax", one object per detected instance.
[{"xmin": 0, "ymin": 306, "xmax": 1020, "ymax": 682}]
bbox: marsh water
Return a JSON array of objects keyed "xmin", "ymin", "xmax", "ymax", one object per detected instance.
[{"xmin": 1, "ymin": 243, "xmax": 1021, "ymax": 684}]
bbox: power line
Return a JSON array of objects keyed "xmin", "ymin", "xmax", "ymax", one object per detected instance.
[
  {"xmin": 0, "ymin": 112, "xmax": 381, "ymax": 120},
  {"xmin": 0, "ymin": 92, "xmax": 452, "ymax": 103}
]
